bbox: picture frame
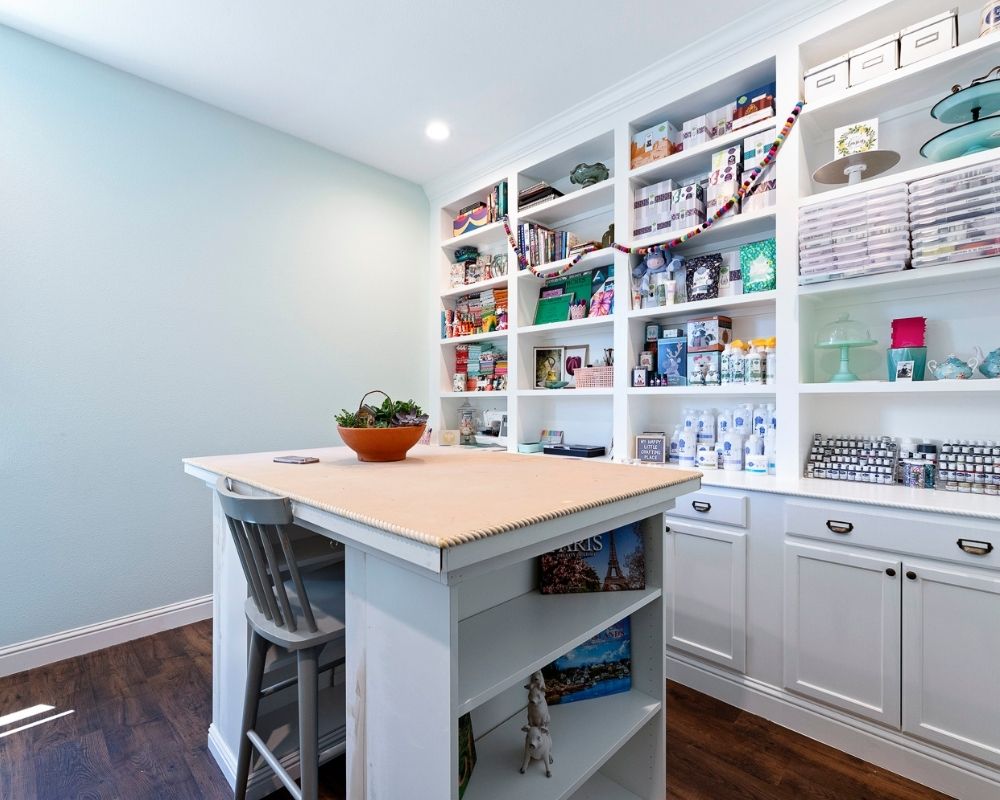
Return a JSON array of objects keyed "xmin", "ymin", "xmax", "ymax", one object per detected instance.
[
  {"xmin": 632, "ymin": 368, "xmax": 649, "ymax": 387},
  {"xmin": 895, "ymin": 360, "xmax": 915, "ymax": 382},
  {"xmin": 563, "ymin": 344, "xmax": 590, "ymax": 388},
  {"xmin": 636, "ymin": 433, "xmax": 667, "ymax": 463},
  {"xmin": 638, "ymin": 350, "xmax": 655, "ymax": 371},
  {"xmin": 534, "ymin": 347, "xmax": 566, "ymax": 388}
]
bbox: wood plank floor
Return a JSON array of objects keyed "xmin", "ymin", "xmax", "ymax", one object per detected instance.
[{"xmin": 0, "ymin": 620, "xmax": 954, "ymax": 799}]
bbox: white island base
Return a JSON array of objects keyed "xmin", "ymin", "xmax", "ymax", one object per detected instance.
[{"xmin": 184, "ymin": 446, "xmax": 699, "ymax": 799}]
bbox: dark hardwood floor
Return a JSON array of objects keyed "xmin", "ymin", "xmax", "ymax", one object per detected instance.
[{"xmin": 0, "ymin": 620, "xmax": 953, "ymax": 799}]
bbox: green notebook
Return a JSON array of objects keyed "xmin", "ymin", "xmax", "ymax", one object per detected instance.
[{"xmin": 534, "ymin": 293, "xmax": 574, "ymax": 325}]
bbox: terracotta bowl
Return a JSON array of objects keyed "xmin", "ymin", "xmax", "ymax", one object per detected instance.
[{"xmin": 337, "ymin": 425, "xmax": 425, "ymax": 462}]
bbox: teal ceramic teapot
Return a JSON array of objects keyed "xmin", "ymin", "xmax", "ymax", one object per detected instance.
[
  {"xmin": 974, "ymin": 346, "xmax": 1000, "ymax": 378},
  {"xmin": 928, "ymin": 353, "xmax": 979, "ymax": 380}
]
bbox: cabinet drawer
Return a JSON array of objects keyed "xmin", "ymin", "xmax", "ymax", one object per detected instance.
[
  {"xmin": 668, "ymin": 490, "xmax": 747, "ymax": 528},
  {"xmin": 785, "ymin": 499, "xmax": 1000, "ymax": 570}
]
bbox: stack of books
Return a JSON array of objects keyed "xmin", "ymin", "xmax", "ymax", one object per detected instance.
[
  {"xmin": 486, "ymin": 180, "xmax": 509, "ymax": 223},
  {"xmin": 517, "ymin": 223, "xmax": 579, "ymax": 267},
  {"xmin": 518, "ymin": 181, "xmax": 563, "ymax": 210}
]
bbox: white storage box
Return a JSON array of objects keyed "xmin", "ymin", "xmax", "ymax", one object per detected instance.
[
  {"xmin": 849, "ymin": 34, "xmax": 899, "ymax": 85},
  {"xmin": 899, "ymin": 11, "xmax": 957, "ymax": 66},
  {"xmin": 804, "ymin": 56, "xmax": 849, "ymax": 103}
]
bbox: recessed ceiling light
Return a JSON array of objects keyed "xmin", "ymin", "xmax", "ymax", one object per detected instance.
[{"xmin": 425, "ymin": 120, "xmax": 450, "ymax": 141}]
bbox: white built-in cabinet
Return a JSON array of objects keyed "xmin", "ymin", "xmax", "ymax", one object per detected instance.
[
  {"xmin": 665, "ymin": 522, "xmax": 746, "ymax": 672},
  {"xmin": 901, "ymin": 561, "xmax": 1000, "ymax": 768},
  {"xmin": 782, "ymin": 541, "xmax": 902, "ymax": 727}
]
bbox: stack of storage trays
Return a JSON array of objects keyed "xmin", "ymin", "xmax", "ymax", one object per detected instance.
[
  {"xmin": 909, "ymin": 160, "xmax": 1000, "ymax": 268},
  {"xmin": 798, "ymin": 183, "xmax": 910, "ymax": 284}
]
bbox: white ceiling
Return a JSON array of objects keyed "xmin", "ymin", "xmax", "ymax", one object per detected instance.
[{"xmin": 0, "ymin": 1, "xmax": 827, "ymax": 187}]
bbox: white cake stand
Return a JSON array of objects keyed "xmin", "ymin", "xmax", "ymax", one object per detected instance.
[{"xmin": 812, "ymin": 150, "xmax": 901, "ymax": 185}]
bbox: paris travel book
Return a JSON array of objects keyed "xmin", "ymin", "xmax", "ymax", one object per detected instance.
[{"xmin": 539, "ymin": 523, "xmax": 645, "ymax": 594}]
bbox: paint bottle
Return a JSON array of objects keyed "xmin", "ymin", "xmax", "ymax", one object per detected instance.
[
  {"xmin": 724, "ymin": 429, "xmax": 744, "ymax": 471},
  {"xmin": 765, "ymin": 337, "xmax": 777, "ymax": 384},
  {"xmin": 716, "ymin": 409, "xmax": 732, "ymax": 441},
  {"xmin": 720, "ymin": 343, "xmax": 733, "ymax": 385},
  {"xmin": 765, "ymin": 430, "xmax": 777, "ymax": 475},
  {"xmin": 729, "ymin": 340, "xmax": 746, "ymax": 384},
  {"xmin": 746, "ymin": 341, "xmax": 763, "ymax": 384},
  {"xmin": 669, "ymin": 424, "xmax": 682, "ymax": 464},
  {"xmin": 753, "ymin": 404, "xmax": 768, "ymax": 438},
  {"xmin": 683, "ymin": 407, "xmax": 697, "ymax": 433},
  {"xmin": 697, "ymin": 409, "xmax": 716, "ymax": 445},
  {"xmin": 733, "ymin": 404, "xmax": 750, "ymax": 436},
  {"xmin": 768, "ymin": 403, "xmax": 777, "ymax": 432}
]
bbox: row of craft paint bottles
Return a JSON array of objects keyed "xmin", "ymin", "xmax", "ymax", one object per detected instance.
[
  {"xmin": 670, "ymin": 405, "xmax": 776, "ymax": 474},
  {"xmin": 721, "ymin": 338, "xmax": 775, "ymax": 385}
]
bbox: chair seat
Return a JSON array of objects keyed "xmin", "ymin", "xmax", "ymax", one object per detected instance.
[{"xmin": 246, "ymin": 561, "xmax": 346, "ymax": 651}]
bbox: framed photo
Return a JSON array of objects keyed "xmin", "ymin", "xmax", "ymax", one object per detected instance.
[
  {"xmin": 534, "ymin": 347, "xmax": 565, "ymax": 388},
  {"xmin": 645, "ymin": 323, "xmax": 661, "ymax": 342},
  {"xmin": 563, "ymin": 344, "xmax": 590, "ymax": 388},
  {"xmin": 638, "ymin": 350, "xmax": 655, "ymax": 371},
  {"xmin": 895, "ymin": 360, "xmax": 915, "ymax": 382}
]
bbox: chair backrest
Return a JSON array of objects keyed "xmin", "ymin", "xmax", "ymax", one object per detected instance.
[{"xmin": 216, "ymin": 477, "xmax": 317, "ymax": 634}]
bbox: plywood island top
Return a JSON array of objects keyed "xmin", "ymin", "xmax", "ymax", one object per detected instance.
[{"xmin": 184, "ymin": 445, "xmax": 700, "ymax": 549}]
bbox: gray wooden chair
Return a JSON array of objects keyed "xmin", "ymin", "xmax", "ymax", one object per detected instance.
[{"xmin": 216, "ymin": 477, "xmax": 346, "ymax": 800}]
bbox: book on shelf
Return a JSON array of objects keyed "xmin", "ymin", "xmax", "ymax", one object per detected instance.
[
  {"xmin": 541, "ymin": 618, "xmax": 632, "ymax": 705},
  {"xmin": 518, "ymin": 181, "xmax": 564, "ymax": 209},
  {"xmin": 540, "ymin": 523, "xmax": 644, "ymax": 593}
]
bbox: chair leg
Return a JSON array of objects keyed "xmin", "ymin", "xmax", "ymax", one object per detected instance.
[
  {"xmin": 235, "ymin": 631, "xmax": 268, "ymax": 800},
  {"xmin": 297, "ymin": 645, "xmax": 320, "ymax": 800}
]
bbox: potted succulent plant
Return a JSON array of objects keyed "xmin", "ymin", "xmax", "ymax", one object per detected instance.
[{"xmin": 335, "ymin": 391, "xmax": 428, "ymax": 462}]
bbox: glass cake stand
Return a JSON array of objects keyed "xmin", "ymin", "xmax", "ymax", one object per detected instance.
[{"xmin": 815, "ymin": 313, "xmax": 878, "ymax": 382}]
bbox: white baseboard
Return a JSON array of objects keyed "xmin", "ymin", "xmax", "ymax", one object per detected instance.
[
  {"xmin": 0, "ymin": 595, "xmax": 213, "ymax": 678},
  {"xmin": 667, "ymin": 652, "xmax": 1000, "ymax": 800}
]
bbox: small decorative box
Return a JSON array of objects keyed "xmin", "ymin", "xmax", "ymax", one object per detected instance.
[
  {"xmin": 632, "ymin": 367, "xmax": 650, "ymax": 388},
  {"xmin": 899, "ymin": 11, "xmax": 957, "ymax": 67},
  {"xmin": 740, "ymin": 238, "xmax": 777, "ymax": 293},
  {"xmin": 687, "ymin": 351, "xmax": 721, "ymax": 385},
  {"xmin": 645, "ymin": 323, "xmax": 661, "ymax": 342},
  {"xmin": 848, "ymin": 34, "xmax": 899, "ymax": 86},
  {"xmin": 630, "ymin": 120, "xmax": 680, "ymax": 168},
  {"xmin": 657, "ymin": 337, "xmax": 687, "ymax": 385},
  {"xmin": 687, "ymin": 316, "xmax": 733, "ymax": 353},
  {"xmin": 733, "ymin": 84, "xmax": 775, "ymax": 130},
  {"xmin": 804, "ymin": 55, "xmax": 849, "ymax": 103},
  {"xmin": 453, "ymin": 205, "xmax": 491, "ymax": 237}
]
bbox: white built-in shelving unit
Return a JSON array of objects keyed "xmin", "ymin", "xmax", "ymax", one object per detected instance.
[
  {"xmin": 430, "ymin": 0, "xmax": 1000, "ymax": 496},
  {"xmin": 426, "ymin": 1, "xmax": 1000, "ymax": 793}
]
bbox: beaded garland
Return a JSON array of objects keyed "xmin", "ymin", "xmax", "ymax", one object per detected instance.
[{"xmin": 501, "ymin": 101, "xmax": 805, "ymax": 278}]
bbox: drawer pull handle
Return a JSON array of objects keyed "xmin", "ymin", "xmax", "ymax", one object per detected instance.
[
  {"xmin": 957, "ymin": 539, "xmax": 993, "ymax": 556},
  {"xmin": 664, "ymin": 525, "xmax": 671, "ymax": 533},
  {"xmin": 692, "ymin": 500, "xmax": 712, "ymax": 513},
  {"xmin": 826, "ymin": 520, "xmax": 854, "ymax": 535},
  {"xmin": 885, "ymin": 568, "xmax": 896, "ymax": 577},
  {"xmin": 906, "ymin": 571, "xmax": 917, "ymax": 581}
]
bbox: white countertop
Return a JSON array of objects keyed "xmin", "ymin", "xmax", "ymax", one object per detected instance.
[{"xmin": 623, "ymin": 462, "xmax": 1000, "ymax": 521}]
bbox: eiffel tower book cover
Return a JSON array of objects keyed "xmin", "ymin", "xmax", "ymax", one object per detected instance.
[
  {"xmin": 539, "ymin": 523, "xmax": 644, "ymax": 594},
  {"xmin": 541, "ymin": 618, "xmax": 632, "ymax": 705}
]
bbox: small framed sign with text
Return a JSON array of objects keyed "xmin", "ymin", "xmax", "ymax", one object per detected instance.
[{"xmin": 635, "ymin": 433, "xmax": 667, "ymax": 464}]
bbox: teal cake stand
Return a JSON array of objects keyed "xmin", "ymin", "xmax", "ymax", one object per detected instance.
[{"xmin": 816, "ymin": 339, "xmax": 878, "ymax": 382}]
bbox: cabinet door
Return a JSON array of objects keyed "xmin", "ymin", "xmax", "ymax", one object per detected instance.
[
  {"xmin": 666, "ymin": 523, "xmax": 746, "ymax": 672},
  {"xmin": 784, "ymin": 542, "xmax": 901, "ymax": 726},
  {"xmin": 902, "ymin": 561, "xmax": 1000, "ymax": 766}
]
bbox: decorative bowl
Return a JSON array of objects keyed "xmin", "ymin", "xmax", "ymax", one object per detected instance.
[
  {"xmin": 543, "ymin": 380, "xmax": 569, "ymax": 389},
  {"xmin": 337, "ymin": 425, "xmax": 426, "ymax": 462}
]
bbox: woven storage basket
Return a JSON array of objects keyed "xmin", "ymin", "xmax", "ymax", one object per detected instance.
[{"xmin": 574, "ymin": 366, "xmax": 614, "ymax": 388}]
